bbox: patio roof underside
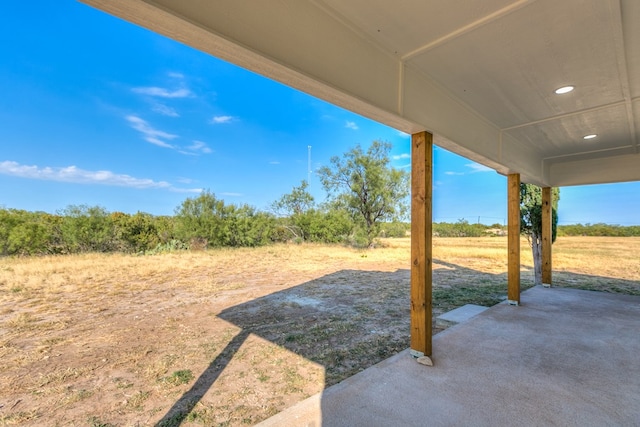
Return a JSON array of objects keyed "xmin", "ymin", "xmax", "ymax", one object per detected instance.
[{"xmin": 82, "ymin": 0, "xmax": 640, "ymax": 188}]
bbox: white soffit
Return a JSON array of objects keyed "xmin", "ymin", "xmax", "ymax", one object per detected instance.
[
  {"xmin": 317, "ymin": 0, "xmax": 526, "ymax": 58},
  {"xmin": 81, "ymin": 0, "xmax": 640, "ymax": 187},
  {"xmin": 405, "ymin": 0, "xmax": 624, "ymax": 128},
  {"xmin": 506, "ymin": 104, "xmax": 633, "ymax": 159}
]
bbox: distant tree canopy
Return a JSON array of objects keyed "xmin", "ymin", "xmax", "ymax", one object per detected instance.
[
  {"xmin": 271, "ymin": 180, "xmax": 315, "ymax": 217},
  {"xmin": 432, "ymin": 219, "xmax": 491, "ymax": 238},
  {"xmin": 557, "ymin": 223, "xmax": 640, "ymax": 237},
  {"xmin": 271, "ymin": 180, "xmax": 352, "ymax": 243},
  {"xmin": 0, "ymin": 209, "xmax": 60, "ymax": 256},
  {"xmin": 317, "ymin": 140, "xmax": 409, "ymax": 247},
  {"xmin": 4, "ymin": 143, "xmax": 640, "ymax": 257},
  {"xmin": 2, "ymin": 200, "xmax": 639, "ymax": 257},
  {"xmin": 0, "ymin": 206, "xmax": 168, "ymax": 256},
  {"xmin": 175, "ymin": 190, "xmax": 275, "ymax": 248}
]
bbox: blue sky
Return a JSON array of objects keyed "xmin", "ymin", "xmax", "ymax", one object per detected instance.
[{"xmin": 1, "ymin": 1, "xmax": 638, "ymax": 225}]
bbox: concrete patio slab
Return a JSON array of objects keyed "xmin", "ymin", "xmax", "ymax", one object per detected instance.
[
  {"xmin": 436, "ymin": 303, "xmax": 488, "ymax": 326},
  {"xmin": 258, "ymin": 286, "xmax": 640, "ymax": 427}
]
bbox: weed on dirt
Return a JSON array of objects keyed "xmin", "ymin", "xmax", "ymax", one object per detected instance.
[{"xmin": 0, "ymin": 237, "xmax": 638, "ymax": 425}]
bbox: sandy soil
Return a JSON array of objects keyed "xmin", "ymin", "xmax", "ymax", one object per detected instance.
[
  {"xmin": 0, "ymin": 241, "xmax": 414, "ymax": 426},
  {"xmin": 1, "ymin": 237, "xmax": 638, "ymax": 426}
]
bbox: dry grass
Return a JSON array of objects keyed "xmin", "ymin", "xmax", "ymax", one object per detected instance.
[{"xmin": 0, "ymin": 237, "xmax": 638, "ymax": 426}]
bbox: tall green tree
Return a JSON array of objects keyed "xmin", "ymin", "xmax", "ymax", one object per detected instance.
[
  {"xmin": 520, "ymin": 184, "xmax": 560, "ymax": 285},
  {"xmin": 272, "ymin": 180, "xmax": 315, "ymax": 216},
  {"xmin": 271, "ymin": 180, "xmax": 354, "ymax": 243},
  {"xmin": 318, "ymin": 140, "xmax": 409, "ymax": 247},
  {"xmin": 271, "ymin": 180, "xmax": 315, "ymax": 241}
]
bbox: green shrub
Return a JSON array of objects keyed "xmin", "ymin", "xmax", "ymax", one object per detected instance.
[
  {"xmin": 175, "ymin": 190, "xmax": 277, "ymax": 248},
  {"xmin": 58, "ymin": 205, "xmax": 116, "ymax": 253},
  {"xmin": 145, "ymin": 239, "xmax": 189, "ymax": 255},
  {"xmin": 379, "ymin": 221, "xmax": 409, "ymax": 238}
]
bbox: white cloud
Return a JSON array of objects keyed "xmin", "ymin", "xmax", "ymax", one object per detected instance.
[
  {"xmin": 152, "ymin": 103, "xmax": 179, "ymax": 117},
  {"xmin": 392, "ymin": 153, "xmax": 410, "ymax": 160},
  {"xmin": 178, "ymin": 141, "xmax": 213, "ymax": 156},
  {"xmin": 187, "ymin": 140, "xmax": 213, "ymax": 154},
  {"xmin": 345, "ymin": 121, "xmax": 359, "ymax": 130},
  {"xmin": 131, "ymin": 86, "xmax": 192, "ymax": 98},
  {"xmin": 167, "ymin": 72, "xmax": 184, "ymax": 79},
  {"xmin": 127, "ymin": 116, "xmax": 216, "ymax": 156},
  {"xmin": 146, "ymin": 138, "xmax": 175, "ymax": 149},
  {"xmin": 170, "ymin": 187, "xmax": 203, "ymax": 194},
  {"xmin": 126, "ymin": 115, "xmax": 178, "ymax": 148},
  {"xmin": 466, "ymin": 163, "xmax": 493, "ymax": 173},
  {"xmin": 269, "ymin": 161, "xmax": 281, "ymax": 165},
  {"xmin": 210, "ymin": 115, "xmax": 236, "ymax": 124},
  {"xmin": 397, "ymin": 131, "xmax": 410, "ymax": 138},
  {"xmin": 445, "ymin": 163, "xmax": 494, "ymax": 176},
  {"xmin": 177, "ymin": 150, "xmax": 198, "ymax": 157},
  {"xmin": 0, "ymin": 160, "xmax": 199, "ymax": 193}
]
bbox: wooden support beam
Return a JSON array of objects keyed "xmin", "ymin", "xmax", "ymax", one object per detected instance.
[
  {"xmin": 410, "ymin": 131, "xmax": 433, "ymax": 357},
  {"xmin": 507, "ymin": 174, "xmax": 520, "ymax": 305},
  {"xmin": 541, "ymin": 187, "xmax": 552, "ymax": 287}
]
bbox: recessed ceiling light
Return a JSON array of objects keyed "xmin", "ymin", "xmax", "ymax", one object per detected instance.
[
  {"xmin": 583, "ymin": 134, "xmax": 597, "ymax": 140},
  {"xmin": 555, "ymin": 86, "xmax": 574, "ymax": 94}
]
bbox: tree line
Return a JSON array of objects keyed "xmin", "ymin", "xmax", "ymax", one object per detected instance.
[
  {"xmin": 1, "ymin": 140, "xmax": 636, "ymax": 257},
  {"xmin": 557, "ymin": 223, "xmax": 640, "ymax": 237},
  {"xmin": 3, "ymin": 200, "xmax": 636, "ymax": 258},
  {"xmin": 0, "ymin": 141, "xmax": 409, "ymax": 256}
]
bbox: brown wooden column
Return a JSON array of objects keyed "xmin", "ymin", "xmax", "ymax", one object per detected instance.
[
  {"xmin": 507, "ymin": 174, "xmax": 520, "ymax": 305},
  {"xmin": 541, "ymin": 187, "xmax": 552, "ymax": 287},
  {"xmin": 410, "ymin": 131, "xmax": 433, "ymax": 358}
]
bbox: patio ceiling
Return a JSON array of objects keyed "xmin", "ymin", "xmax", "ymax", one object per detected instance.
[{"xmin": 81, "ymin": 0, "xmax": 640, "ymax": 187}]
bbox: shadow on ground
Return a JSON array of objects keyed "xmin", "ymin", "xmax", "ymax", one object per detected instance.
[{"xmin": 156, "ymin": 262, "xmax": 639, "ymax": 426}]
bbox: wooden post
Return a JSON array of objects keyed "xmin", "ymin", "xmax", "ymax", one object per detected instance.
[
  {"xmin": 541, "ymin": 187, "xmax": 552, "ymax": 287},
  {"xmin": 410, "ymin": 131, "xmax": 433, "ymax": 358},
  {"xmin": 507, "ymin": 174, "xmax": 520, "ymax": 305}
]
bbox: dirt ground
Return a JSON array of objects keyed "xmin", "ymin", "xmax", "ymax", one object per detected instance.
[{"xmin": 1, "ymin": 237, "xmax": 638, "ymax": 426}]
